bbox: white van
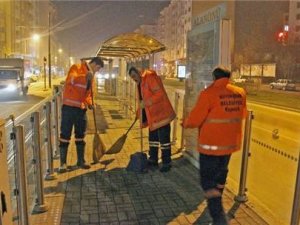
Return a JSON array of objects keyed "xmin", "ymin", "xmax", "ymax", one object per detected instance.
[{"xmin": 0, "ymin": 58, "xmax": 29, "ymax": 98}]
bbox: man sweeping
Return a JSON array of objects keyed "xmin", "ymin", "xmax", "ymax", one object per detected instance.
[
  {"xmin": 58, "ymin": 57, "xmax": 104, "ymax": 173},
  {"xmin": 128, "ymin": 67, "xmax": 176, "ymax": 172}
]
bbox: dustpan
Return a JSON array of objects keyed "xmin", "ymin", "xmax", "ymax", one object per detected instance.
[{"xmin": 126, "ymin": 101, "xmax": 148, "ymax": 173}]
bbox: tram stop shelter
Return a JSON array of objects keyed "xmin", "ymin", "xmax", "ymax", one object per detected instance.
[{"xmin": 96, "ymin": 32, "xmax": 165, "ymax": 60}]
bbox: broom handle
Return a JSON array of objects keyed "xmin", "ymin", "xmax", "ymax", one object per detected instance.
[
  {"xmin": 86, "ymin": 62, "xmax": 98, "ymax": 134},
  {"xmin": 125, "ymin": 118, "xmax": 137, "ymax": 136},
  {"xmin": 92, "ymin": 96, "xmax": 98, "ymax": 134},
  {"xmin": 140, "ymin": 101, "xmax": 143, "ymax": 152}
]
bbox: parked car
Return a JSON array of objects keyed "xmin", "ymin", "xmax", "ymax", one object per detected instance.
[
  {"xmin": 233, "ymin": 77, "xmax": 246, "ymax": 83},
  {"xmin": 269, "ymin": 79, "xmax": 296, "ymax": 91}
]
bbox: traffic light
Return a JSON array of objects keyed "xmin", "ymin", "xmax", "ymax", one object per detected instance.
[{"xmin": 277, "ymin": 31, "xmax": 288, "ymax": 45}]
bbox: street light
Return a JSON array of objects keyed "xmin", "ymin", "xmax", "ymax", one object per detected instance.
[
  {"xmin": 43, "ymin": 57, "xmax": 47, "ymax": 91},
  {"xmin": 57, "ymin": 48, "xmax": 63, "ymax": 75},
  {"xmin": 32, "ymin": 33, "xmax": 40, "ymax": 42}
]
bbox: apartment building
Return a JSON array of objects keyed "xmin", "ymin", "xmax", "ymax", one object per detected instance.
[
  {"xmin": 0, "ymin": 0, "xmax": 55, "ymax": 69},
  {"xmin": 134, "ymin": 0, "xmax": 192, "ymax": 77},
  {"xmin": 0, "ymin": 4, "xmax": 5, "ymax": 57},
  {"xmin": 288, "ymin": 0, "xmax": 300, "ymax": 45},
  {"xmin": 161, "ymin": 0, "xmax": 192, "ymax": 77}
]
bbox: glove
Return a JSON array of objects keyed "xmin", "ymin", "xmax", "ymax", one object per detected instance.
[
  {"xmin": 180, "ymin": 118, "xmax": 184, "ymax": 127},
  {"xmin": 86, "ymin": 71, "xmax": 93, "ymax": 90},
  {"xmin": 87, "ymin": 104, "xmax": 94, "ymax": 110}
]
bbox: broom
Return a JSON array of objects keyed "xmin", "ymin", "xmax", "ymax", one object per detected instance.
[
  {"xmin": 86, "ymin": 62, "xmax": 106, "ymax": 163},
  {"xmin": 91, "ymin": 93, "xmax": 106, "ymax": 163},
  {"xmin": 105, "ymin": 118, "xmax": 137, "ymax": 154}
]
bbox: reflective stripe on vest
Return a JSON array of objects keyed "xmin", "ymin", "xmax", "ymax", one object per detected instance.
[
  {"xmin": 199, "ymin": 144, "xmax": 238, "ymax": 151},
  {"xmin": 74, "ymin": 83, "xmax": 87, "ymax": 89},
  {"xmin": 205, "ymin": 118, "xmax": 241, "ymax": 124},
  {"xmin": 152, "ymin": 85, "xmax": 160, "ymax": 92},
  {"xmin": 64, "ymin": 98, "xmax": 81, "ymax": 106},
  {"xmin": 70, "ymin": 76, "xmax": 75, "ymax": 85}
]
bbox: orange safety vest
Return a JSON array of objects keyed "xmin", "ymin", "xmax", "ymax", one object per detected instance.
[
  {"xmin": 183, "ymin": 78, "xmax": 247, "ymax": 156},
  {"xmin": 62, "ymin": 63, "xmax": 93, "ymax": 109},
  {"xmin": 138, "ymin": 69, "xmax": 176, "ymax": 131}
]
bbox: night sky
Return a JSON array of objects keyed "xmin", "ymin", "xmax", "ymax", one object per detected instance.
[{"xmin": 51, "ymin": 0, "xmax": 170, "ymax": 58}]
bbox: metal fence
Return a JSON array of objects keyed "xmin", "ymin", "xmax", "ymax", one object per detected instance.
[{"xmin": 3, "ymin": 85, "xmax": 63, "ymax": 225}]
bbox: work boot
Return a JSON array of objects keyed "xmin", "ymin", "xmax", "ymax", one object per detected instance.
[
  {"xmin": 147, "ymin": 160, "xmax": 159, "ymax": 167},
  {"xmin": 207, "ymin": 197, "xmax": 228, "ymax": 225},
  {"xmin": 76, "ymin": 143, "xmax": 91, "ymax": 169},
  {"xmin": 159, "ymin": 163, "xmax": 172, "ymax": 173},
  {"xmin": 58, "ymin": 145, "xmax": 68, "ymax": 173},
  {"xmin": 160, "ymin": 148, "xmax": 172, "ymax": 172},
  {"xmin": 148, "ymin": 147, "xmax": 158, "ymax": 163},
  {"xmin": 58, "ymin": 164, "xmax": 67, "ymax": 173}
]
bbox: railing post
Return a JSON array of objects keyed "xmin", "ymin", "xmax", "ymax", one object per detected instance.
[
  {"xmin": 14, "ymin": 125, "xmax": 29, "ymax": 225},
  {"xmin": 179, "ymin": 93, "xmax": 186, "ymax": 150},
  {"xmin": 52, "ymin": 92, "xmax": 60, "ymax": 159},
  {"xmin": 172, "ymin": 92, "xmax": 179, "ymax": 144},
  {"xmin": 118, "ymin": 80, "xmax": 124, "ymax": 111},
  {"xmin": 32, "ymin": 112, "xmax": 48, "ymax": 213},
  {"xmin": 235, "ymin": 110, "xmax": 254, "ymax": 202},
  {"xmin": 0, "ymin": 119, "xmax": 13, "ymax": 225},
  {"xmin": 290, "ymin": 150, "xmax": 300, "ymax": 225},
  {"xmin": 124, "ymin": 80, "xmax": 129, "ymax": 119},
  {"xmin": 44, "ymin": 102, "xmax": 56, "ymax": 181},
  {"xmin": 128, "ymin": 80, "xmax": 132, "ymax": 119}
]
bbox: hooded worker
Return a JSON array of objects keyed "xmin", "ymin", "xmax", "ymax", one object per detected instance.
[
  {"xmin": 128, "ymin": 67, "xmax": 176, "ymax": 172},
  {"xmin": 182, "ymin": 66, "xmax": 247, "ymax": 225}
]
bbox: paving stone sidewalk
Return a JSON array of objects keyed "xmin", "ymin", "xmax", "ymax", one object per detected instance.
[{"xmin": 31, "ymin": 94, "xmax": 268, "ymax": 225}]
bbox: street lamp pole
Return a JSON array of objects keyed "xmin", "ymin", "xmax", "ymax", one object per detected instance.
[
  {"xmin": 48, "ymin": 12, "xmax": 52, "ymax": 88},
  {"xmin": 43, "ymin": 57, "xmax": 47, "ymax": 91}
]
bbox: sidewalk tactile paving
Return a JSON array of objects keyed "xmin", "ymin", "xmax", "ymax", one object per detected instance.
[{"xmin": 31, "ymin": 93, "xmax": 269, "ymax": 225}]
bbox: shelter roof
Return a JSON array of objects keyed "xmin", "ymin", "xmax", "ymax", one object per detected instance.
[{"xmin": 96, "ymin": 32, "xmax": 165, "ymax": 59}]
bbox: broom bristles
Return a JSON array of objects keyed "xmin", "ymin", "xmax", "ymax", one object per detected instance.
[
  {"xmin": 93, "ymin": 134, "xmax": 106, "ymax": 162},
  {"xmin": 105, "ymin": 134, "xmax": 127, "ymax": 154}
]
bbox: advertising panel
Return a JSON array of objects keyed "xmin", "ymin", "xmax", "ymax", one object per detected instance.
[{"xmin": 177, "ymin": 65, "xmax": 186, "ymax": 78}]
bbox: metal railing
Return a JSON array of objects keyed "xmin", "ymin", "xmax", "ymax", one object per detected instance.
[{"xmin": 3, "ymin": 85, "xmax": 63, "ymax": 225}]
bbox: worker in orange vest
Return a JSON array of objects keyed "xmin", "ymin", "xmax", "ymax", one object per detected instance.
[
  {"xmin": 182, "ymin": 66, "xmax": 247, "ymax": 225},
  {"xmin": 128, "ymin": 67, "xmax": 176, "ymax": 172},
  {"xmin": 59, "ymin": 57, "xmax": 104, "ymax": 173}
]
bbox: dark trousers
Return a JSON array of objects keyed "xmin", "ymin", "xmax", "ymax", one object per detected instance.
[
  {"xmin": 199, "ymin": 153, "xmax": 231, "ymax": 224},
  {"xmin": 59, "ymin": 105, "xmax": 87, "ymax": 165},
  {"xmin": 60, "ymin": 105, "xmax": 87, "ymax": 144},
  {"xmin": 148, "ymin": 123, "xmax": 171, "ymax": 165}
]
